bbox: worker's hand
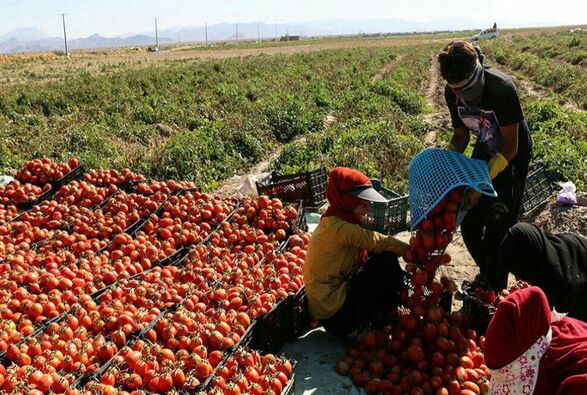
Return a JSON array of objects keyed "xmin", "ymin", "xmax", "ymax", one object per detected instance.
[
  {"xmin": 397, "ymin": 240, "xmax": 410, "ymax": 257},
  {"xmin": 488, "ymin": 152, "xmax": 509, "ymax": 180},
  {"xmin": 463, "ymin": 189, "xmax": 481, "ymax": 210},
  {"xmin": 446, "ymin": 142, "xmax": 459, "ymax": 152}
]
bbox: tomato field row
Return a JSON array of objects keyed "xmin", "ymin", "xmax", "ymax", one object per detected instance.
[
  {"xmin": 483, "ymin": 32, "xmax": 587, "ymax": 110},
  {"xmin": 271, "ymin": 44, "xmax": 438, "ymax": 193}
]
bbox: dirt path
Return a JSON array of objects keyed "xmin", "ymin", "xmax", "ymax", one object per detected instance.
[
  {"xmin": 489, "ymin": 61, "xmax": 580, "ymax": 111},
  {"xmin": 213, "ymin": 143, "xmax": 284, "ymax": 196},
  {"xmin": 421, "ymin": 55, "xmax": 451, "ymax": 146},
  {"xmin": 372, "ymin": 54, "xmax": 406, "ymax": 81}
]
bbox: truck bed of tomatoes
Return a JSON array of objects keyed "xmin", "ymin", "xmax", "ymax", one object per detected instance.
[{"xmin": 0, "ymin": 159, "xmax": 301, "ymax": 394}]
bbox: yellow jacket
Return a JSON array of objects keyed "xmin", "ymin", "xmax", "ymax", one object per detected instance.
[{"xmin": 303, "ymin": 216, "xmax": 407, "ymax": 320}]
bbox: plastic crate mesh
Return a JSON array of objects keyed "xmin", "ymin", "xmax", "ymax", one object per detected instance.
[
  {"xmin": 362, "ymin": 180, "xmax": 409, "ymax": 234},
  {"xmin": 521, "ymin": 166, "xmax": 556, "ymax": 216},
  {"xmin": 408, "ymin": 148, "xmax": 496, "ymax": 229}
]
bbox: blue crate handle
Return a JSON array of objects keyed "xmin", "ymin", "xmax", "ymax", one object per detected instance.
[{"xmin": 408, "ymin": 148, "xmax": 497, "ymax": 229}]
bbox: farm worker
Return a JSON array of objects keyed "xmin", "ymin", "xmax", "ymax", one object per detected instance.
[
  {"xmin": 304, "ymin": 167, "xmax": 409, "ymax": 339},
  {"xmin": 487, "ymin": 222, "xmax": 587, "ymax": 321},
  {"xmin": 485, "ymin": 286, "xmax": 587, "ymax": 394},
  {"xmin": 438, "ymin": 40, "xmax": 532, "ymax": 285}
]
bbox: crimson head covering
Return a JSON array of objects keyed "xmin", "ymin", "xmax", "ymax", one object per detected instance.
[
  {"xmin": 485, "ymin": 286, "xmax": 551, "ymax": 369},
  {"xmin": 323, "ymin": 167, "xmax": 371, "ymax": 225}
]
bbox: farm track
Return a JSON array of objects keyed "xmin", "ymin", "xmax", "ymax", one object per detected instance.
[
  {"xmin": 372, "ymin": 54, "xmax": 406, "ymax": 81},
  {"xmin": 421, "ymin": 54, "xmax": 450, "ymax": 146},
  {"xmin": 489, "ymin": 61, "xmax": 582, "ymax": 111}
]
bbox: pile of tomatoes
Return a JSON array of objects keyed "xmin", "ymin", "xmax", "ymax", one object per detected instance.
[
  {"xmin": 0, "ymin": 159, "xmax": 302, "ymax": 394},
  {"xmin": 0, "ymin": 180, "xmax": 51, "ymax": 205},
  {"xmin": 16, "ymin": 159, "xmax": 80, "ymax": 186},
  {"xmin": 336, "ymin": 294, "xmax": 491, "ymax": 394},
  {"xmin": 466, "ymin": 280, "xmax": 531, "ymax": 310},
  {"xmin": 402, "ymin": 187, "xmax": 464, "ymax": 289},
  {"xmin": 208, "ymin": 348, "xmax": 294, "ymax": 395},
  {"xmin": 83, "ymin": 168, "xmax": 146, "ymax": 187},
  {"xmin": 335, "ymin": 186, "xmax": 494, "ymax": 395}
]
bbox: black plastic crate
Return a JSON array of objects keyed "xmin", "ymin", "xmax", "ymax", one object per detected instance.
[
  {"xmin": 250, "ymin": 298, "xmax": 290, "ymax": 354},
  {"xmin": 15, "ymin": 186, "xmax": 59, "ymax": 210},
  {"xmin": 284, "ymin": 286, "xmax": 311, "ymax": 343},
  {"xmin": 256, "ymin": 168, "xmax": 327, "ymax": 208},
  {"xmin": 362, "ymin": 179, "xmax": 409, "ymax": 234},
  {"xmin": 520, "ymin": 164, "xmax": 557, "ymax": 217}
]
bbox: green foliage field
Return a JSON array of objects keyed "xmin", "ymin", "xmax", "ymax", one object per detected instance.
[
  {"xmin": 1, "ymin": 30, "xmax": 586, "ymax": 192},
  {"xmin": 0, "ymin": 46, "xmax": 408, "ymax": 188},
  {"xmin": 483, "ymin": 32, "xmax": 587, "ymax": 109}
]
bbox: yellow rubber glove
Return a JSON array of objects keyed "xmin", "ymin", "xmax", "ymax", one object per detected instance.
[
  {"xmin": 446, "ymin": 143, "xmax": 459, "ymax": 152},
  {"xmin": 488, "ymin": 152, "xmax": 509, "ymax": 180}
]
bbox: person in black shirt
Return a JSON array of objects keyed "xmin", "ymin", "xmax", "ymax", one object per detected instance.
[
  {"xmin": 438, "ymin": 41, "xmax": 532, "ymax": 282},
  {"xmin": 488, "ymin": 223, "xmax": 587, "ymax": 321}
]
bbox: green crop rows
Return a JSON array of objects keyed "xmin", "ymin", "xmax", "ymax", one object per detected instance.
[{"xmin": 1, "ymin": 31, "xmax": 585, "ymax": 192}]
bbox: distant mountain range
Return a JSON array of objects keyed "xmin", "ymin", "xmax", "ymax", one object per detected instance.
[{"xmin": 0, "ymin": 18, "xmax": 489, "ymax": 54}]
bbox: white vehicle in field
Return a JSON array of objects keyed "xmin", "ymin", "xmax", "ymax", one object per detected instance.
[{"xmin": 471, "ymin": 23, "xmax": 500, "ymax": 41}]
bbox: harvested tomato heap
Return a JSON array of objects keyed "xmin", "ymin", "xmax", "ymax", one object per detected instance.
[
  {"xmin": 0, "ymin": 180, "xmax": 50, "ymax": 205},
  {"xmin": 467, "ymin": 280, "xmax": 531, "ymax": 310},
  {"xmin": 0, "ymin": 159, "xmax": 299, "ymax": 394},
  {"xmin": 84, "ymin": 169, "xmax": 146, "ymax": 187},
  {"xmin": 336, "ymin": 187, "xmax": 494, "ymax": 395},
  {"xmin": 16, "ymin": 159, "xmax": 80, "ymax": 185},
  {"xmin": 402, "ymin": 187, "xmax": 464, "ymax": 288},
  {"xmin": 208, "ymin": 347, "xmax": 294, "ymax": 395}
]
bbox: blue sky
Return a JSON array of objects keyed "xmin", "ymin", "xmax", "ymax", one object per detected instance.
[{"xmin": 1, "ymin": 0, "xmax": 585, "ymax": 37}]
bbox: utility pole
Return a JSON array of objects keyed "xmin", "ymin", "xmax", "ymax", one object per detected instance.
[
  {"xmin": 235, "ymin": 23, "xmax": 239, "ymax": 42},
  {"xmin": 154, "ymin": 17, "xmax": 159, "ymax": 48},
  {"xmin": 60, "ymin": 13, "xmax": 69, "ymax": 56},
  {"xmin": 257, "ymin": 25, "xmax": 260, "ymax": 42},
  {"xmin": 274, "ymin": 27, "xmax": 277, "ymax": 41},
  {"xmin": 205, "ymin": 22, "xmax": 208, "ymax": 45}
]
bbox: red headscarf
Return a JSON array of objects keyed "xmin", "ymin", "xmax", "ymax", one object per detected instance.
[
  {"xmin": 485, "ymin": 286, "xmax": 587, "ymax": 395},
  {"xmin": 322, "ymin": 167, "xmax": 370, "ymax": 225}
]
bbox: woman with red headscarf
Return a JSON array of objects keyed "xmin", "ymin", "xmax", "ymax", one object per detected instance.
[
  {"xmin": 485, "ymin": 286, "xmax": 587, "ymax": 394},
  {"xmin": 304, "ymin": 167, "xmax": 409, "ymax": 338}
]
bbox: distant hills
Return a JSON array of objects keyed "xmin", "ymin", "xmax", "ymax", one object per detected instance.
[{"xmin": 0, "ymin": 18, "xmax": 487, "ymax": 54}]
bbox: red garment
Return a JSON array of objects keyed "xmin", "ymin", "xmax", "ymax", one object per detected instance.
[
  {"xmin": 322, "ymin": 167, "xmax": 371, "ymax": 225},
  {"xmin": 322, "ymin": 167, "xmax": 371, "ymax": 263},
  {"xmin": 485, "ymin": 286, "xmax": 587, "ymax": 395}
]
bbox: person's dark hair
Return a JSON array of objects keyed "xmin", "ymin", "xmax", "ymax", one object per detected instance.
[{"xmin": 438, "ymin": 40, "xmax": 478, "ymax": 84}]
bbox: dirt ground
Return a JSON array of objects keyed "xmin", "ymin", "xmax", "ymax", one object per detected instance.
[{"xmin": 530, "ymin": 192, "xmax": 587, "ymax": 236}]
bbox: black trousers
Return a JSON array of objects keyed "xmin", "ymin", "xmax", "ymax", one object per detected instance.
[
  {"xmin": 487, "ymin": 223, "xmax": 545, "ymax": 290},
  {"xmin": 488, "ymin": 222, "xmax": 587, "ymax": 321},
  {"xmin": 322, "ymin": 252, "xmax": 406, "ymax": 339},
  {"xmin": 461, "ymin": 159, "xmax": 529, "ymax": 277}
]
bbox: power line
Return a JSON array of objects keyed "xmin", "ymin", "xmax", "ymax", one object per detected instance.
[
  {"xmin": 60, "ymin": 13, "xmax": 69, "ymax": 56},
  {"xmin": 154, "ymin": 17, "xmax": 159, "ymax": 48}
]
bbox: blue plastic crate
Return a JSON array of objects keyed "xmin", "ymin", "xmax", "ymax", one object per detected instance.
[{"xmin": 408, "ymin": 148, "xmax": 496, "ymax": 229}]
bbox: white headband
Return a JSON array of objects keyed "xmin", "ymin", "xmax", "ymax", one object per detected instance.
[{"xmin": 447, "ymin": 59, "xmax": 483, "ymax": 90}]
